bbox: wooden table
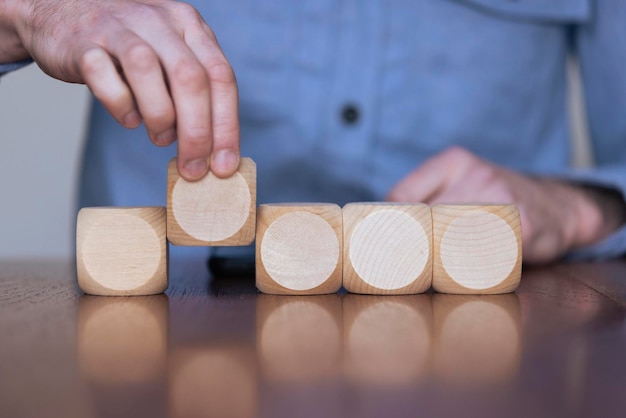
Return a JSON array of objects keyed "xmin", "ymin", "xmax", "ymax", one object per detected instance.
[{"xmin": 1, "ymin": 258, "xmax": 626, "ymax": 418}]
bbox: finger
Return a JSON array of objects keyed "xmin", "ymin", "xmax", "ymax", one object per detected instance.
[
  {"xmin": 387, "ymin": 155, "xmax": 451, "ymax": 202},
  {"xmin": 77, "ymin": 43, "xmax": 142, "ymax": 129},
  {"xmin": 387, "ymin": 147, "xmax": 477, "ymax": 202},
  {"xmin": 187, "ymin": 23, "xmax": 240, "ymax": 178},
  {"xmin": 108, "ymin": 31, "xmax": 176, "ymax": 147},
  {"xmin": 149, "ymin": 29, "xmax": 212, "ymax": 181}
]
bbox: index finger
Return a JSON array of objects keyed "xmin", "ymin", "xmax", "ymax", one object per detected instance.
[
  {"xmin": 386, "ymin": 147, "xmax": 479, "ymax": 202},
  {"xmin": 186, "ymin": 22, "xmax": 240, "ymax": 178}
]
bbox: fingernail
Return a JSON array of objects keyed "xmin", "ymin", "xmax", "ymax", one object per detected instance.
[
  {"xmin": 212, "ymin": 150, "xmax": 239, "ymax": 176},
  {"xmin": 154, "ymin": 128, "xmax": 176, "ymax": 146},
  {"xmin": 183, "ymin": 159, "xmax": 208, "ymax": 180},
  {"xmin": 123, "ymin": 110, "xmax": 141, "ymax": 128}
]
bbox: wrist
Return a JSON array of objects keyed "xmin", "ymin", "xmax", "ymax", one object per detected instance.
[{"xmin": 0, "ymin": 0, "xmax": 31, "ymax": 62}]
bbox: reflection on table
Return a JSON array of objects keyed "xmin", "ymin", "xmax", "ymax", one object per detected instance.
[{"xmin": 2, "ymin": 260, "xmax": 625, "ymax": 418}]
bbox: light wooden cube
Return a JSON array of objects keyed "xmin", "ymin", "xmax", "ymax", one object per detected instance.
[
  {"xmin": 432, "ymin": 204, "xmax": 522, "ymax": 294},
  {"xmin": 432, "ymin": 294, "xmax": 521, "ymax": 383},
  {"xmin": 343, "ymin": 203, "xmax": 432, "ymax": 294},
  {"xmin": 167, "ymin": 157, "xmax": 256, "ymax": 246},
  {"xmin": 256, "ymin": 204, "xmax": 343, "ymax": 294},
  {"xmin": 76, "ymin": 207, "xmax": 168, "ymax": 296}
]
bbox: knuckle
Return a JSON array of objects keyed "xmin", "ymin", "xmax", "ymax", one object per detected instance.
[
  {"xmin": 171, "ymin": 2, "xmax": 202, "ymax": 20},
  {"xmin": 182, "ymin": 128, "xmax": 212, "ymax": 147},
  {"xmin": 214, "ymin": 116, "xmax": 239, "ymax": 137},
  {"xmin": 171, "ymin": 61, "xmax": 208, "ymax": 90},
  {"xmin": 124, "ymin": 43, "xmax": 157, "ymax": 71},
  {"xmin": 473, "ymin": 163, "xmax": 497, "ymax": 182},
  {"xmin": 143, "ymin": 106, "xmax": 175, "ymax": 126},
  {"xmin": 207, "ymin": 60, "xmax": 236, "ymax": 85},
  {"xmin": 79, "ymin": 49, "xmax": 108, "ymax": 75},
  {"xmin": 443, "ymin": 146, "xmax": 472, "ymax": 161}
]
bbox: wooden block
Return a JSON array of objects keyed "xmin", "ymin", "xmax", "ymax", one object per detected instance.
[
  {"xmin": 167, "ymin": 157, "xmax": 256, "ymax": 246},
  {"xmin": 76, "ymin": 207, "xmax": 168, "ymax": 296},
  {"xmin": 343, "ymin": 294, "xmax": 432, "ymax": 385},
  {"xmin": 343, "ymin": 203, "xmax": 432, "ymax": 294},
  {"xmin": 78, "ymin": 295, "xmax": 168, "ymax": 383},
  {"xmin": 432, "ymin": 294, "xmax": 522, "ymax": 383},
  {"xmin": 256, "ymin": 294, "xmax": 342, "ymax": 380},
  {"xmin": 432, "ymin": 204, "xmax": 522, "ymax": 294},
  {"xmin": 256, "ymin": 204, "xmax": 343, "ymax": 295}
]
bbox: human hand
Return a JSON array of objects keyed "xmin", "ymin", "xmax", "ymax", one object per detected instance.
[
  {"xmin": 387, "ymin": 147, "xmax": 626, "ymax": 263},
  {"xmin": 1, "ymin": 0, "xmax": 238, "ymax": 181}
]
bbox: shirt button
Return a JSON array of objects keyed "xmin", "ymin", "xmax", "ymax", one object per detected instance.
[{"xmin": 341, "ymin": 104, "xmax": 360, "ymax": 125}]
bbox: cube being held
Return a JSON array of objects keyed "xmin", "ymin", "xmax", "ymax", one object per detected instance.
[
  {"xmin": 76, "ymin": 207, "xmax": 168, "ymax": 296},
  {"xmin": 432, "ymin": 204, "xmax": 522, "ymax": 294},
  {"xmin": 256, "ymin": 204, "xmax": 343, "ymax": 295},
  {"xmin": 343, "ymin": 203, "xmax": 432, "ymax": 294},
  {"xmin": 167, "ymin": 157, "xmax": 256, "ymax": 246}
]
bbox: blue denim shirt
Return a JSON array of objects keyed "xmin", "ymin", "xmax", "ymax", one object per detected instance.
[
  {"xmin": 80, "ymin": 0, "xmax": 626, "ymax": 260},
  {"xmin": 0, "ymin": 59, "xmax": 32, "ymax": 76}
]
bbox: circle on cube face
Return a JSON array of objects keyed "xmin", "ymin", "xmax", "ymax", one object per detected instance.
[
  {"xmin": 350, "ymin": 209, "xmax": 429, "ymax": 290},
  {"xmin": 440, "ymin": 211, "xmax": 518, "ymax": 289},
  {"xmin": 82, "ymin": 213, "xmax": 162, "ymax": 291},
  {"xmin": 172, "ymin": 172, "xmax": 251, "ymax": 241},
  {"xmin": 261, "ymin": 211, "xmax": 340, "ymax": 291}
]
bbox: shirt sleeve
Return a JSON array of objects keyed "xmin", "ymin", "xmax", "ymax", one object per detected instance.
[
  {"xmin": 559, "ymin": 166, "xmax": 626, "ymax": 261},
  {"xmin": 566, "ymin": 0, "xmax": 626, "ymax": 260},
  {"xmin": 0, "ymin": 59, "xmax": 33, "ymax": 77}
]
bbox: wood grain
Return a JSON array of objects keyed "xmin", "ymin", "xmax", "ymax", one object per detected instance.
[
  {"xmin": 167, "ymin": 157, "xmax": 256, "ymax": 246},
  {"xmin": 76, "ymin": 207, "xmax": 168, "ymax": 296},
  {"xmin": 432, "ymin": 204, "xmax": 522, "ymax": 294},
  {"xmin": 256, "ymin": 204, "xmax": 343, "ymax": 295},
  {"xmin": 343, "ymin": 203, "xmax": 432, "ymax": 294}
]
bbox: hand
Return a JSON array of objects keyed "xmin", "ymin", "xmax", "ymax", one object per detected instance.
[
  {"xmin": 387, "ymin": 147, "xmax": 626, "ymax": 263},
  {"xmin": 0, "ymin": 0, "xmax": 238, "ymax": 181}
]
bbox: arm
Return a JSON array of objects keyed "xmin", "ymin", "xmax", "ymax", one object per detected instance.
[{"xmin": 0, "ymin": 0, "xmax": 239, "ymax": 180}]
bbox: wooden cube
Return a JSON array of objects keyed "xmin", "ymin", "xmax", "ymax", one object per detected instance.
[
  {"xmin": 167, "ymin": 157, "xmax": 256, "ymax": 246},
  {"xmin": 343, "ymin": 203, "xmax": 432, "ymax": 294},
  {"xmin": 343, "ymin": 294, "xmax": 432, "ymax": 385},
  {"xmin": 76, "ymin": 207, "xmax": 168, "ymax": 296},
  {"xmin": 256, "ymin": 204, "xmax": 342, "ymax": 294},
  {"xmin": 432, "ymin": 294, "xmax": 522, "ymax": 383},
  {"xmin": 432, "ymin": 204, "xmax": 522, "ymax": 294}
]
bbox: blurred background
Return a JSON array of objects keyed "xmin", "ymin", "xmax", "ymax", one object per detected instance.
[
  {"xmin": 0, "ymin": 58, "xmax": 593, "ymax": 260},
  {"xmin": 0, "ymin": 65, "xmax": 89, "ymax": 260}
]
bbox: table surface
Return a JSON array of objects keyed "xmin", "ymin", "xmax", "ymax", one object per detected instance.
[{"xmin": 1, "ymin": 258, "xmax": 626, "ymax": 418}]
